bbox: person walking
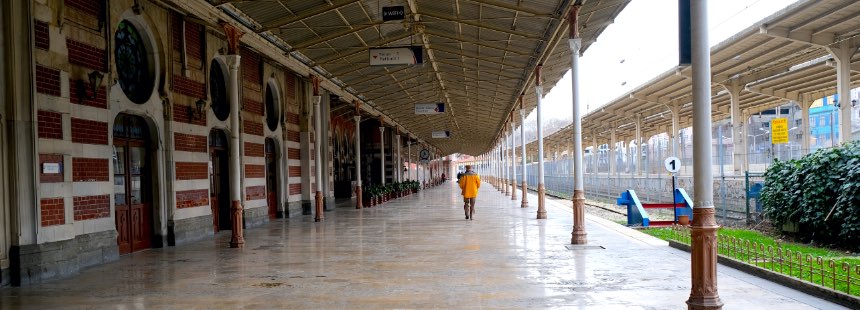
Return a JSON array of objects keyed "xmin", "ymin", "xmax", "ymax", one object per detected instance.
[{"xmin": 458, "ymin": 165, "xmax": 481, "ymax": 220}]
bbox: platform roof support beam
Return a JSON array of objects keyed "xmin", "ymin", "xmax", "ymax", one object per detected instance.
[
  {"xmin": 671, "ymin": 103, "xmax": 681, "ymax": 158},
  {"xmin": 723, "ymin": 79, "xmax": 747, "ymax": 173},
  {"xmin": 223, "ymin": 23, "xmax": 246, "ymax": 246},
  {"xmin": 520, "ymin": 99, "xmax": 529, "ymax": 208},
  {"xmin": 354, "ymin": 103, "xmax": 363, "ymax": 209},
  {"xmin": 687, "ymin": 0, "xmax": 723, "ymax": 308},
  {"xmin": 827, "ymin": 40, "xmax": 857, "ymax": 144},
  {"xmin": 535, "ymin": 65, "xmax": 547, "ymax": 219},
  {"xmin": 609, "ymin": 128, "xmax": 617, "ymax": 175},
  {"xmin": 800, "ymin": 94, "xmax": 812, "ymax": 154},
  {"xmin": 312, "ymin": 77, "xmax": 325, "ymax": 222},
  {"xmin": 568, "ymin": 5, "xmax": 588, "ymax": 244},
  {"xmin": 510, "ymin": 116, "xmax": 517, "ymax": 201},
  {"xmin": 634, "ymin": 114, "xmax": 642, "ymax": 176}
]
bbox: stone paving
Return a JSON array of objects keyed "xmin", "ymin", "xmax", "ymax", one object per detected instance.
[{"xmin": 0, "ymin": 182, "xmax": 846, "ymax": 309}]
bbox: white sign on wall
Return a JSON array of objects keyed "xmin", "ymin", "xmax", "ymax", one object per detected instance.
[{"xmin": 42, "ymin": 163, "xmax": 61, "ymax": 174}]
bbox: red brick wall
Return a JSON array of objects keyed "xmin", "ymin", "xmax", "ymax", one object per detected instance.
[
  {"xmin": 287, "ymin": 148, "xmax": 300, "ymax": 160},
  {"xmin": 287, "ymin": 130, "xmax": 300, "ymax": 142},
  {"xmin": 65, "ymin": 0, "xmax": 100, "ymax": 17},
  {"xmin": 289, "ymin": 183, "xmax": 301, "ymax": 195},
  {"xmin": 173, "ymin": 103, "xmax": 206, "ymax": 126},
  {"xmin": 36, "ymin": 65, "xmax": 61, "ymax": 97},
  {"xmin": 38, "ymin": 110, "xmax": 63, "ymax": 140},
  {"xmin": 245, "ymin": 185, "xmax": 265, "ymax": 200},
  {"xmin": 40, "ymin": 198, "xmax": 65, "ymax": 227},
  {"xmin": 171, "ymin": 13, "xmax": 204, "ymax": 61},
  {"xmin": 286, "ymin": 112, "xmax": 300, "ymax": 125},
  {"xmin": 40, "ymin": 154, "xmax": 64, "ymax": 183},
  {"xmin": 73, "ymin": 194, "xmax": 110, "ymax": 221},
  {"xmin": 69, "ymin": 78, "xmax": 107, "ymax": 109},
  {"xmin": 70, "ymin": 118, "xmax": 108, "ymax": 145},
  {"xmin": 243, "ymin": 98, "xmax": 263, "ymax": 116},
  {"xmin": 241, "ymin": 47, "xmax": 261, "ymax": 86},
  {"xmin": 176, "ymin": 189, "xmax": 209, "ymax": 209},
  {"xmin": 173, "ymin": 75, "xmax": 205, "ymax": 98},
  {"xmin": 244, "ymin": 120, "xmax": 263, "ymax": 136},
  {"xmin": 245, "ymin": 164, "xmax": 264, "ymax": 178},
  {"xmin": 175, "ymin": 162, "xmax": 208, "ymax": 180},
  {"xmin": 72, "ymin": 158, "xmax": 108, "ymax": 182},
  {"xmin": 35, "ymin": 20, "xmax": 49, "ymax": 50},
  {"xmin": 174, "ymin": 133, "xmax": 207, "ymax": 153},
  {"xmin": 67, "ymin": 39, "xmax": 106, "ymax": 72},
  {"xmin": 244, "ymin": 142, "xmax": 263, "ymax": 157},
  {"xmin": 288, "ymin": 166, "xmax": 301, "ymax": 177},
  {"xmin": 286, "ymin": 74, "xmax": 296, "ymax": 104}
]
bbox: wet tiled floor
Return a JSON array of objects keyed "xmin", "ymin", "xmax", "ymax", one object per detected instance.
[{"xmin": 0, "ymin": 183, "xmax": 846, "ymax": 309}]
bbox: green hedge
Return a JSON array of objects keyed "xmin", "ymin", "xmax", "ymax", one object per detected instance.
[{"xmin": 760, "ymin": 141, "xmax": 860, "ymax": 249}]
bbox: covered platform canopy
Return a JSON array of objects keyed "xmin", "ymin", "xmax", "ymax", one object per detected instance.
[
  {"xmin": 531, "ymin": 0, "xmax": 860, "ymax": 155},
  {"xmin": 206, "ymin": 0, "xmax": 630, "ymax": 156}
]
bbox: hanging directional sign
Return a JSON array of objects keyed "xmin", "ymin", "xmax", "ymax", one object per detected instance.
[
  {"xmin": 771, "ymin": 118, "xmax": 789, "ymax": 144},
  {"xmin": 431, "ymin": 131, "xmax": 451, "ymax": 138},
  {"xmin": 369, "ymin": 46, "xmax": 423, "ymax": 66},
  {"xmin": 415, "ymin": 103, "xmax": 445, "ymax": 115},
  {"xmin": 382, "ymin": 6, "xmax": 405, "ymax": 21}
]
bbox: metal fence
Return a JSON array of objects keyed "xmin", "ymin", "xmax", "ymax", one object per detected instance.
[
  {"xmin": 515, "ymin": 157, "xmax": 767, "ymax": 225},
  {"xmin": 670, "ymin": 226, "xmax": 860, "ymax": 298}
]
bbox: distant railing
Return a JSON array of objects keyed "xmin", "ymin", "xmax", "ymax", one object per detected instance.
[{"xmin": 669, "ymin": 226, "xmax": 860, "ymax": 297}]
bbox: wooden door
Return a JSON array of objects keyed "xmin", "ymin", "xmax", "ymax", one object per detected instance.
[
  {"xmin": 209, "ymin": 130, "xmax": 231, "ymax": 231},
  {"xmin": 265, "ymin": 139, "xmax": 278, "ymax": 219},
  {"xmin": 113, "ymin": 115, "xmax": 152, "ymax": 255}
]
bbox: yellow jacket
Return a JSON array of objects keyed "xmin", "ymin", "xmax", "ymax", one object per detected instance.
[{"xmin": 458, "ymin": 171, "xmax": 481, "ymax": 198}]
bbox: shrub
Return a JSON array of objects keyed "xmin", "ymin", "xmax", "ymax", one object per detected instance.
[{"xmin": 760, "ymin": 141, "xmax": 860, "ymax": 249}]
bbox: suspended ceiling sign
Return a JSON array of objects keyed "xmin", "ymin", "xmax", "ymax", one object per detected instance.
[
  {"xmin": 369, "ymin": 47, "xmax": 423, "ymax": 66},
  {"xmin": 382, "ymin": 6, "xmax": 405, "ymax": 21},
  {"xmin": 431, "ymin": 131, "xmax": 451, "ymax": 138},
  {"xmin": 415, "ymin": 103, "xmax": 445, "ymax": 115}
]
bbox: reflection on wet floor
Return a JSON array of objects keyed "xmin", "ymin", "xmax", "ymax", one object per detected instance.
[{"xmin": 0, "ymin": 183, "xmax": 847, "ymax": 309}]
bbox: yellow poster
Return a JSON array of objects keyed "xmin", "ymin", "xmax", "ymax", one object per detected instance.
[{"xmin": 771, "ymin": 118, "xmax": 789, "ymax": 144}]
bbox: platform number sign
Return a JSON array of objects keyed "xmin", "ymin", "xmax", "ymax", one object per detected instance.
[{"xmin": 664, "ymin": 156, "xmax": 680, "ymax": 173}]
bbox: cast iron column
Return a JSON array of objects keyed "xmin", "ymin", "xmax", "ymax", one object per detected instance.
[
  {"xmin": 568, "ymin": 6, "xmax": 587, "ymax": 244},
  {"xmin": 687, "ymin": 0, "xmax": 723, "ymax": 308},
  {"xmin": 312, "ymin": 76, "xmax": 324, "ymax": 222},
  {"xmin": 510, "ymin": 114, "xmax": 517, "ymax": 201},
  {"xmin": 535, "ymin": 65, "xmax": 547, "ymax": 219},
  {"xmin": 354, "ymin": 102, "xmax": 362, "ymax": 209},
  {"xmin": 520, "ymin": 102, "xmax": 528, "ymax": 208},
  {"xmin": 379, "ymin": 125, "xmax": 385, "ymax": 185},
  {"xmin": 222, "ymin": 23, "xmax": 244, "ymax": 248}
]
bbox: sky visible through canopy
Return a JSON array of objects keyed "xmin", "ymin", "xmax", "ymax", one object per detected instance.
[{"xmin": 527, "ymin": 0, "xmax": 797, "ymax": 132}]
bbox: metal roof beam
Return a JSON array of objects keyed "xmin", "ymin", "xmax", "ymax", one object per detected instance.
[
  {"xmin": 314, "ymin": 31, "xmax": 414, "ymax": 65},
  {"xmin": 288, "ymin": 22, "xmax": 382, "ymax": 50},
  {"xmin": 759, "ymin": 25, "xmax": 836, "ymax": 47},
  {"xmin": 462, "ymin": 0, "xmax": 550, "ymax": 16},
  {"xmin": 423, "ymin": 29, "xmax": 533, "ymax": 56},
  {"xmin": 259, "ymin": 0, "xmax": 363, "ymax": 32},
  {"xmin": 420, "ymin": 10, "xmax": 544, "ymax": 39}
]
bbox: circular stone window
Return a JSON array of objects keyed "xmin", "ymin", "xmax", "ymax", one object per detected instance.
[
  {"xmin": 209, "ymin": 60, "xmax": 229, "ymax": 121},
  {"xmin": 265, "ymin": 82, "xmax": 279, "ymax": 131},
  {"xmin": 114, "ymin": 20, "xmax": 154, "ymax": 104}
]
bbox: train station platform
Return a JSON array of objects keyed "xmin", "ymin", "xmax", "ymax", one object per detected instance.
[{"xmin": 0, "ymin": 183, "xmax": 845, "ymax": 309}]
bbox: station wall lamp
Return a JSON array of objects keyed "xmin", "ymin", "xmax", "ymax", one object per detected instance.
[
  {"xmin": 76, "ymin": 70, "xmax": 104, "ymax": 103},
  {"xmin": 190, "ymin": 98, "xmax": 207, "ymax": 120}
]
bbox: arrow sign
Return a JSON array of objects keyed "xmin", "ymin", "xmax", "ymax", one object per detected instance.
[
  {"xmin": 415, "ymin": 103, "xmax": 445, "ymax": 115},
  {"xmin": 431, "ymin": 131, "xmax": 451, "ymax": 138}
]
